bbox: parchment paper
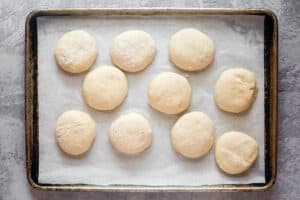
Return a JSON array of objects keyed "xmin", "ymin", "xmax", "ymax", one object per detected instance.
[{"xmin": 38, "ymin": 14, "xmax": 265, "ymax": 185}]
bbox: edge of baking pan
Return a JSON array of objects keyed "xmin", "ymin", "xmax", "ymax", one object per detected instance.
[{"xmin": 25, "ymin": 8, "xmax": 278, "ymax": 192}]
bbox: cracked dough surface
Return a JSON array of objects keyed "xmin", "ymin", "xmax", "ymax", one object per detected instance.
[
  {"xmin": 214, "ymin": 68, "xmax": 258, "ymax": 113},
  {"xmin": 55, "ymin": 110, "xmax": 96, "ymax": 156},
  {"xmin": 111, "ymin": 30, "xmax": 156, "ymax": 72},
  {"xmin": 215, "ymin": 131, "xmax": 258, "ymax": 175},
  {"xmin": 82, "ymin": 66, "xmax": 128, "ymax": 111},
  {"xmin": 171, "ymin": 112, "xmax": 215, "ymax": 159},
  {"xmin": 147, "ymin": 72, "xmax": 192, "ymax": 115},
  {"xmin": 169, "ymin": 28, "xmax": 214, "ymax": 71},
  {"xmin": 54, "ymin": 30, "xmax": 98, "ymax": 73},
  {"xmin": 109, "ymin": 113, "xmax": 152, "ymax": 154}
]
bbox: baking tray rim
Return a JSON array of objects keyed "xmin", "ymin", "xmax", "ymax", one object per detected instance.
[{"xmin": 25, "ymin": 8, "xmax": 278, "ymax": 192}]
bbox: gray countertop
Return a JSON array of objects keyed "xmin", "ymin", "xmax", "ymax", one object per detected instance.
[{"xmin": 0, "ymin": 0, "xmax": 299, "ymax": 199}]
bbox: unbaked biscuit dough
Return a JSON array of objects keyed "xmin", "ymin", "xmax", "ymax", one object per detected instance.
[
  {"xmin": 214, "ymin": 68, "xmax": 258, "ymax": 113},
  {"xmin": 111, "ymin": 30, "xmax": 156, "ymax": 72},
  {"xmin": 169, "ymin": 28, "xmax": 215, "ymax": 72},
  {"xmin": 215, "ymin": 131, "xmax": 258, "ymax": 175},
  {"xmin": 171, "ymin": 112, "xmax": 215, "ymax": 159},
  {"xmin": 55, "ymin": 110, "xmax": 96, "ymax": 156},
  {"xmin": 147, "ymin": 72, "xmax": 192, "ymax": 115},
  {"xmin": 109, "ymin": 113, "xmax": 153, "ymax": 154},
  {"xmin": 54, "ymin": 30, "xmax": 98, "ymax": 74},
  {"xmin": 82, "ymin": 66, "xmax": 128, "ymax": 111}
]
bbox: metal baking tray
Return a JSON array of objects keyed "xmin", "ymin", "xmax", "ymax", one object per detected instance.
[{"xmin": 25, "ymin": 8, "xmax": 277, "ymax": 192}]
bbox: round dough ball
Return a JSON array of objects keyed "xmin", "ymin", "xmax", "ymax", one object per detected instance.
[
  {"xmin": 214, "ymin": 68, "xmax": 258, "ymax": 113},
  {"xmin": 55, "ymin": 110, "xmax": 96, "ymax": 156},
  {"xmin": 111, "ymin": 30, "xmax": 156, "ymax": 72},
  {"xmin": 148, "ymin": 72, "xmax": 192, "ymax": 115},
  {"xmin": 169, "ymin": 28, "xmax": 215, "ymax": 71},
  {"xmin": 54, "ymin": 30, "xmax": 98, "ymax": 73},
  {"xmin": 171, "ymin": 112, "xmax": 215, "ymax": 159},
  {"xmin": 215, "ymin": 131, "xmax": 258, "ymax": 175},
  {"xmin": 109, "ymin": 113, "xmax": 152, "ymax": 154},
  {"xmin": 82, "ymin": 66, "xmax": 128, "ymax": 111}
]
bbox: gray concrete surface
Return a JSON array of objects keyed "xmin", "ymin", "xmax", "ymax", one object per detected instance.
[{"xmin": 0, "ymin": 0, "xmax": 299, "ymax": 199}]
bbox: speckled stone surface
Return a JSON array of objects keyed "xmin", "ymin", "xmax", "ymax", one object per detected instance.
[{"xmin": 0, "ymin": 0, "xmax": 299, "ymax": 199}]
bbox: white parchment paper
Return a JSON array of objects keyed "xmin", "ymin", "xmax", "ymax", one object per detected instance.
[{"xmin": 38, "ymin": 14, "xmax": 265, "ymax": 185}]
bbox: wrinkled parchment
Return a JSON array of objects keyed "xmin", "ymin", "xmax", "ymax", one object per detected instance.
[{"xmin": 38, "ymin": 14, "xmax": 265, "ymax": 185}]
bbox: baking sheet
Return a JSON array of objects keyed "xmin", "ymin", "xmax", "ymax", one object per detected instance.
[{"xmin": 37, "ymin": 14, "xmax": 265, "ymax": 186}]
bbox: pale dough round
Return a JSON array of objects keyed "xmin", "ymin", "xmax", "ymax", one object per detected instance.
[
  {"xmin": 215, "ymin": 131, "xmax": 258, "ymax": 175},
  {"xmin": 148, "ymin": 72, "xmax": 192, "ymax": 115},
  {"xmin": 214, "ymin": 68, "xmax": 258, "ymax": 113},
  {"xmin": 171, "ymin": 112, "xmax": 215, "ymax": 159},
  {"xmin": 111, "ymin": 30, "xmax": 156, "ymax": 72},
  {"xmin": 55, "ymin": 110, "xmax": 96, "ymax": 156},
  {"xmin": 169, "ymin": 28, "xmax": 215, "ymax": 71},
  {"xmin": 109, "ymin": 113, "xmax": 153, "ymax": 154},
  {"xmin": 54, "ymin": 30, "xmax": 98, "ymax": 74},
  {"xmin": 82, "ymin": 66, "xmax": 128, "ymax": 111}
]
